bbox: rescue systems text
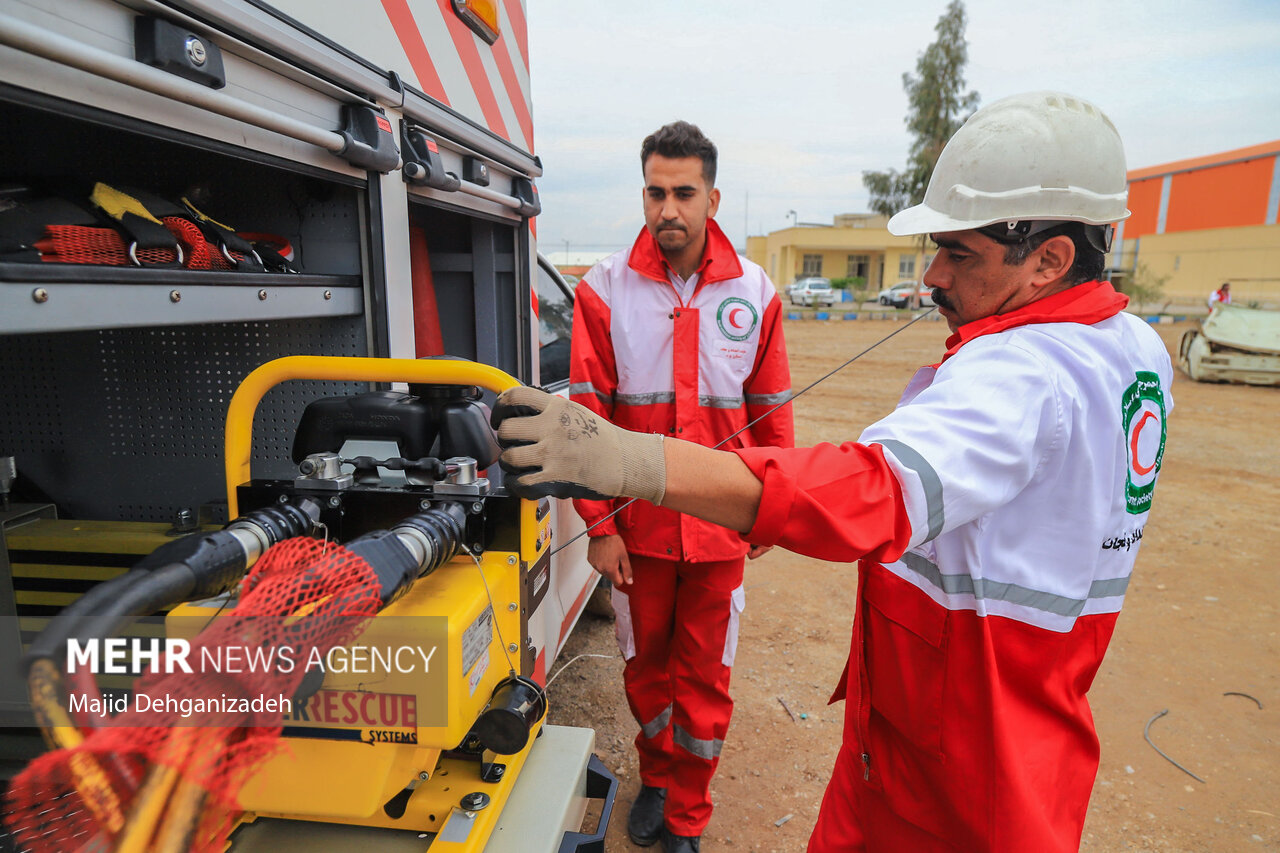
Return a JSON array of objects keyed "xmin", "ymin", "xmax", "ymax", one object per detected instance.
[{"xmin": 65, "ymin": 638, "xmax": 438, "ymax": 676}]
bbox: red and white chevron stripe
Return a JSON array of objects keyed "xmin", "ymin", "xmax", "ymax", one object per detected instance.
[{"xmin": 273, "ymin": 0, "xmax": 534, "ymax": 152}]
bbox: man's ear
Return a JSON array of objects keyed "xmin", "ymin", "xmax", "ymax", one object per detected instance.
[
  {"xmin": 1033, "ymin": 234, "xmax": 1076, "ymax": 287},
  {"xmin": 708, "ymin": 186, "xmax": 721, "ymax": 218}
]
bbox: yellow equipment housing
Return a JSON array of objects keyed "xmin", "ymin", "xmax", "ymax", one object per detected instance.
[
  {"xmin": 166, "ymin": 519, "xmax": 548, "ymax": 842},
  {"xmin": 161, "ymin": 357, "xmax": 584, "ymax": 849}
]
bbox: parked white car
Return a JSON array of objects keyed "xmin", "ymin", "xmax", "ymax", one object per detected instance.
[
  {"xmin": 789, "ymin": 277, "xmax": 835, "ymax": 307},
  {"xmin": 878, "ymin": 280, "xmax": 933, "ymax": 308}
]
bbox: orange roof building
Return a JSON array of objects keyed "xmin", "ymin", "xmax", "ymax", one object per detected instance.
[{"xmin": 1115, "ymin": 140, "xmax": 1280, "ymax": 307}]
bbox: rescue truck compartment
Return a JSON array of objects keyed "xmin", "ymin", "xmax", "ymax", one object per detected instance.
[
  {"xmin": 0, "ymin": 3, "xmax": 617, "ymax": 847},
  {"xmin": 0, "ymin": 83, "xmax": 530, "ymax": 528}
]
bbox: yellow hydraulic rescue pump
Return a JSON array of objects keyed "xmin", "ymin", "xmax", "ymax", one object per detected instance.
[{"xmin": 8, "ymin": 357, "xmax": 616, "ymax": 853}]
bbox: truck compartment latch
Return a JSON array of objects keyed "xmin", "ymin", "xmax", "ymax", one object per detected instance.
[
  {"xmin": 512, "ymin": 177, "xmax": 541, "ymax": 217},
  {"xmin": 402, "ymin": 124, "xmax": 463, "ymax": 192},
  {"xmin": 337, "ymin": 104, "xmax": 401, "ymax": 173}
]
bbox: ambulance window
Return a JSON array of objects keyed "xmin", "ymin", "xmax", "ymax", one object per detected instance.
[{"xmin": 535, "ymin": 255, "xmax": 575, "ymax": 388}]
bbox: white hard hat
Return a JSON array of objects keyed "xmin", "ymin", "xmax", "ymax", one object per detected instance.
[{"xmin": 887, "ymin": 91, "xmax": 1130, "ymax": 237}]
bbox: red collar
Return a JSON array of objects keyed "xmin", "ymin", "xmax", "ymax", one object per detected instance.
[
  {"xmin": 939, "ymin": 280, "xmax": 1129, "ymax": 363},
  {"xmin": 627, "ymin": 218, "xmax": 743, "ymax": 286}
]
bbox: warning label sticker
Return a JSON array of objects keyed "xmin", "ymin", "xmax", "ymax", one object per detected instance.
[{"xmin": 462, "ymin": 606, "xmax": 493, "ymax": 676}]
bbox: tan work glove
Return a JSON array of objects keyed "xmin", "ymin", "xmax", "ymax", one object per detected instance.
[{"xmin": 490, "ymin": 386, "xmax": 666, "ymax": 503}]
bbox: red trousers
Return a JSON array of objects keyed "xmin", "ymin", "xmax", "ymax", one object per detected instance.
[{"xmin": 612, "ymin": 554, "xmax": 745, "ymax": 836}]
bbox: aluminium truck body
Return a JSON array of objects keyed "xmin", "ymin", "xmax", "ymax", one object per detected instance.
[{"xmin": 0, "ymin": 1, "xmax": 606, "ymax": 848}]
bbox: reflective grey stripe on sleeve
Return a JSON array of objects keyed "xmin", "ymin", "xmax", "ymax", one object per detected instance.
[
  {"xmin": 874, "ymin": 439, "xmax": 944, "ymax": 541},
  {"xmin": 699, "ymin": 395, "xmax": 744, "ymax": 409},
  {"xmin": 672, "ymin": 724, "xmax": 723, "ymax": 760},
  {"xmin": 745, "ymin": 390, "xmax": 793, "ymax": 406},
  {"xmin": 568, "ymin": 382, "xmax": 612, "ymax": 406},
  {"xmin": 1088, "ymin": 575, "xmax": 1132, "ymax": 599},
  {"xmin": 898, "ymin": 552, "xmax": 1131, "ymax": 618},
  {"xmin": 638, "ymin": 704, "xmax": 672, "ymax": 740},
  {"xmin": 616, "ymin": 391, "xmax": 676, "ymax": 406}
]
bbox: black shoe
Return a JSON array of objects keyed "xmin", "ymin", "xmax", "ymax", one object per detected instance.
[
  {"xmin": 660, "ymin": 828, "xmax": 701, "ymax": 853},
  {"xmin": 627, "ymin": 785, "xmax": 666, "ymax": 846}
]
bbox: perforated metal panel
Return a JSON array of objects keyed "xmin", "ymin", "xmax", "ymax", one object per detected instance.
[{"xmin": 0, "ymin": 317, "xmax": 368, "ymax": 523}]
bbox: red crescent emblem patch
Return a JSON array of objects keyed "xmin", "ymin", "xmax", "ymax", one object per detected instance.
[{"xmin": 1129, "ymin": 410, "xmax": 1159, "ymax": 476}]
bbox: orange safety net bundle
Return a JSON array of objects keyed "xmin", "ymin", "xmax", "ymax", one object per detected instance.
[
  {"xmin": 33, "ymin": 217, "xmax": 249, "ymax": 270},
  {"xmin": 36, "ymin": 224, "xmax": 183, "ymax": 267},
  {"xmin": 4, "ymin": 537, "xmax": 383, "ymax": 853},
  {"xmin": 159, "ymin": 217, "xmax": 248, "ymax": 271}
]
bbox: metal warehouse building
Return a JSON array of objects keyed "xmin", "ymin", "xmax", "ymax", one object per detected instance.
[{"xmin": 1114, "ymin": 139, "xmax": 1280, "ymax": 308}]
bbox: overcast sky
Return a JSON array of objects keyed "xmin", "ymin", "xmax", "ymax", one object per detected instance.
[{"xmin": 526, "ymin": 0, "xmax": 1280, "ymax": 257}]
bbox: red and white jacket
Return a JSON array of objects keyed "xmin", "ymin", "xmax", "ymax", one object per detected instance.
[
  {"xmin": 736, "ymin": 282, "xmax": 1174, "ymax": 851},
  {"xmin": 571, "ymin": 219, "xmax": 793, "ymax": 561}
]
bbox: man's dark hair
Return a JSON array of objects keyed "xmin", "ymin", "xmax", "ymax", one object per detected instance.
[
  {"xmin": 641, "ymin": 121, "xmax": 717, "ymax": 188},
  {"xmin": 1002, "ymin": 222, "xmax": 1106, "ymax": 285}
]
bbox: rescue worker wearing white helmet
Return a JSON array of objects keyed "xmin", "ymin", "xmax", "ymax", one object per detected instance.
[{"xmin": 492, "ymin": 91, "xmax": 1174, "ymax": 851}]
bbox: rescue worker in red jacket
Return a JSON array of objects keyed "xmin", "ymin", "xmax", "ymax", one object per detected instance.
[
  {"xmin": 1208, "ymin": 281, "xmax": 1231, "ymax": 311},
  {"xmin": 568, "ymin": 121, "xmax": 793, "ymax": 853},
  {"xmin": 494, "ymin": 92, "xmax": 1174, "ymax": 852}
]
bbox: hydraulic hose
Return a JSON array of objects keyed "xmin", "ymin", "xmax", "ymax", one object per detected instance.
[
  {"xmin": 25, "ymin": 658, "xmax": 129, "ymax": 830},
  {"xmin": 23, "ymin": 501, "xmax": 320, "ymax": 672},
  {"xmin": 19, "ymin": 499, "xmax": 323, "ymax": 828},
  {"xmin": 344, "ymin": 502, "xmax": 468, "ymax": 608},
  {"xmin": 27, "ymin": 571, "xmax": 155, "ymax": 676},
  {"xmin": 17, "ymin": 499, "xmax": 473, "ymax": 852},
  {"xmin": 102, "ymin": 501, "xmax": 470, "ymax": 852},
  {"xmin": 53, "ymin": 563, "xmax": 199, "ymax": 661},
  {"xmin": 151, "ymin": 773, "xmax": 209, "ymax": 853}
]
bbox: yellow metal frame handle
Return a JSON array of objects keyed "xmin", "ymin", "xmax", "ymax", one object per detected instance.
[{"xmin": 224, "ymin": 356, "xmax": 520, "ymax": 517}]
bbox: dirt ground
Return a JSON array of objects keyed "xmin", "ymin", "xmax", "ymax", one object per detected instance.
[{"xmin": 546, "ymin": 314, "xmax": 1280, "ymax": 852}]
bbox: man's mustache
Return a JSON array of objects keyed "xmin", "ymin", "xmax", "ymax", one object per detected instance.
[{"xmin": 931, "ymin": 289, "xmax": 952, "ymax": 310}]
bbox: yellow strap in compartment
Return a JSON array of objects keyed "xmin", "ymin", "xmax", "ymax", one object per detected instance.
[{"xmin": 90, "ymin": 182, "xmax": 164, "ymax": 225}]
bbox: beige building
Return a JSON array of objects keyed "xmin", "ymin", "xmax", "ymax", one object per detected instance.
[
  {"xmin": 746, "ymin": 214, "xmax": 930, "ymax": 294},
  {"xmin": 749, "ymin": 140, "xmax": 1280, "ymax": 309}
]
